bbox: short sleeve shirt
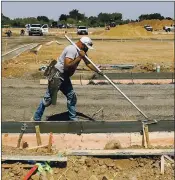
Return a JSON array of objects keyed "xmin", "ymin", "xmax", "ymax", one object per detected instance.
[{"xmin": 55, "ymin": 45, "xmax": 79, "ymax": 73}]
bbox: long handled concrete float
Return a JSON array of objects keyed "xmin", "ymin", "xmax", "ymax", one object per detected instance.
[{"xmin": 65, "ymin": 35, "xmax": 157, "ymax": 124}]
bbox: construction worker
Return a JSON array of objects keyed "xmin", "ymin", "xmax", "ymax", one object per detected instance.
[
  {"xmin": 20, "ymin": 29, "xmax": 25, "ymax": 36},
  {"xmin": 33, "ymin": 36, "xmax": 98, "ymax": 121},
  {"xmin": 5, "ymin": 29, "xmax": 12, "ymax": 37}
]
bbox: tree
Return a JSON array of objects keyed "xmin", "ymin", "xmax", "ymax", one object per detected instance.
[
  {"xmin": 88, "ymin": 16, "xmax": 99, "ymax": 27},
  {"xmin": 165, "ymin": 17, "xmax": 172, "ymax": 20},
  {"xmin": 59, "ymin": 14, "xmax": 68, "ymax": 21},
  {"xmin": 98, "ymin": 13, "xmax": 111, "ymax": 23},
  {"xmin": 66, "ymin": 18, "xmax": 76, "ymax": 24},
  {"xmin": 139, "ymin": 13, "xmax": 164, "ymax": 21},
  {"xmin": 2, "ymin": 13, "xmax": 11, "ymax": 25},
  {"xmin": 97, "ymin": 12, "xmax": 122, "ymax": 25},
  {"xmin": 111, "ymin": 13, "xmax": 122, "ymax": 21},
  {"xmin": 69, "ymin": 9, "xmax": 85, "ymax": 21},
  {"xmin": 37, "ymin": 16, "xmax": 49, "ymax": 22}
]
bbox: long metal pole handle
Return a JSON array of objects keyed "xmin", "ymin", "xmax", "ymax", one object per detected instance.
[{"xmin": 64, "ymin": 35, "xmax": 149, "ymax": 120}]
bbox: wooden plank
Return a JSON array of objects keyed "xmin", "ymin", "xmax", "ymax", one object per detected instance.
[
  {"xmin": 161, "ymin": 155, "xmax": 165, "ymax": 175},
  {"xmin": 40, "ymin": 79, "xmax": 48, "ymax": 85},
  {"xmin": 144, "ymin": 125, "xmax": 150, "ymax": 147},
  {"xmin": 27, "ymin": 144, "xmax": 48, "ymax": 150},
  {"xmin": 164, "ymin": 155, "xmax": 174, "ymax": 163},
  {"xmin": 39, "ymin": 79, "xmax": 172, "ymax": 85},
  {"xmin": 35, "ymin": 126, "xmax": 42, "ymax": 146},
  {"xmin": 142, "ymin": 124, "xmax": 147, "ymax": 148},
  {"xmin": 2, "ymin": 164, "xmax": 34, "ymax": 168},
  {"xmin": 2, "ymin": 155, "xmax": 67, "ymax": 162},
  {"xmin": 48, "ymin": 132, "xmax": 53, "ymax": 153},
  {"xmin": 66, "ymin": 149, "xmax": 174, "ymax": 156}
]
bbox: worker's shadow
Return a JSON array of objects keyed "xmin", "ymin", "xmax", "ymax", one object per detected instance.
[{"xmin": 46, "ymin": 111, "xmax": 95, "ymax": 121}]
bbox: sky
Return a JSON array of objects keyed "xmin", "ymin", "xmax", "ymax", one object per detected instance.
[{"xmin": 2, "ymin": 1, "xmax": 174, "ymax": 21}]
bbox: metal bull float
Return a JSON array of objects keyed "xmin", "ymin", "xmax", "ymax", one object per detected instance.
[{"xmin": 64, "ymin": 35, "xmax": 158, "ymax": 124}]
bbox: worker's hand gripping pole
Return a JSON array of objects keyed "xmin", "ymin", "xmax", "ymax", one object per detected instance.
[{"xmin": 65, "ymin": 35, "xmax": 150, "ymax": 121}]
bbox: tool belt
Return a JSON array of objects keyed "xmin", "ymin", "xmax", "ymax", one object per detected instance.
[
  {"xmin": 44, "ymin": 60, "xmax": 57, "ymax": 78},
  {"xmin": 45, "ymin": 60, "xmax": 64, "ymax": 105}
]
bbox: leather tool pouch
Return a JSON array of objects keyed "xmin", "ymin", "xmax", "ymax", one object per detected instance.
[
  {"xmin": 44, "ymin": 60, "xmax": 57, "ymax": 77},
  {"xmin": 48, "ymin": 68, "xmax": 64, "ymax": 105}
]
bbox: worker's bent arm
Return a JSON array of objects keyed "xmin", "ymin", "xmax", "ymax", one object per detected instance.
[
  {"xmin": 83, "ymin": 57, "xmax": 99, "ymax": 73},
  {"xmin": 64, "ymin": 56, "xmax": 81, "ymax": 71}
]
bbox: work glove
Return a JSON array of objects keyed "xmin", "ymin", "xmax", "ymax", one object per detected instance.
[
  {"xmin": 97, "ymin": 71, "xmax": 104, "ymax": 76},
  {"xmin": 79, "ymin": 50, "xmax": 86, "ymax": 58}
]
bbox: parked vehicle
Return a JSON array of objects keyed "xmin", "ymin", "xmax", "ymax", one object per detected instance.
[
  {"xmin": 144, "ymin": 25, "xmax": 153, "ymax": 31},
  {"xmin": 163, "ymin": 25, "xmax": 175, "ymax": 32},
  {"xmin": 27, "ymin": 24, "xmax": 49, "ymax": 36},
  {"xmin": 109, "ymin": 22, "xmax": 116, "ymax": 27},
  {"xmin": 77, "ymin": 26, "xmax": 88, "ymax": 35}
]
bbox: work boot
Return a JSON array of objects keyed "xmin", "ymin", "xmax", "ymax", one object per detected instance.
[
  {"xmin": 69, "ymin": 117, "xmax": 79, "ymax": 121},
  {"xmin": 30, "ymin": 117, "xmax": 41, "ymax": 121}
]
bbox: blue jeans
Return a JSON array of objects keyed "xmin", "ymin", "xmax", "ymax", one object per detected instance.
[{"xmin": 33, "ymin": 75, "xmax": 77, "ymax": 121}]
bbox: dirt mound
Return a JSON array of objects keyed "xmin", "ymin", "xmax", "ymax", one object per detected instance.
[
  {"xmin": 105, "ymin": 24, "xmax": 152, "ymax": 37},
  {"xmin": 135, "ymin": 19, "xmax": 174, "ymax": 30},
  {"xmin": 105, "ymin": 20, "xmax": 174, "ymax": 37},
  {"xmin": 2, "ymin": 156, "xmax": 174, "ymax": 180}
]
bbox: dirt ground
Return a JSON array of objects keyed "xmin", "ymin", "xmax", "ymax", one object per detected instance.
[
  {"xmin": 2, "ymin": 155, "xmax": 174, "ymax": 180},
  {"xmin": 2, "ymin": 78, "xmax": 174, "ymax": 121},
  {"xmin": 2, "ymin": 37, "xmax": 174, "ymax": 78}
]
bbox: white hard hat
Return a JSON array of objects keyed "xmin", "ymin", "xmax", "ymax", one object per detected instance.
[{"xmin": 80, "ymin": 36, "xmax": 93, "ymax": 49}]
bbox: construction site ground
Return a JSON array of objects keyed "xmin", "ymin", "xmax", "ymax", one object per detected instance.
[
  {"xmin": 2, "ymin": 22, "xmax": 174, "ymax": 180},
  {"xmin": 2, "ymin": 155, "xmax": 174, "ymax": 180},
  {"xmin": 2, "ymin": 78, "xmax": 174, "ymax": 121}
]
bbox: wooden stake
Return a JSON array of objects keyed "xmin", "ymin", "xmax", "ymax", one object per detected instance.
[
  {"xmin": 48, "ymin": 132, "xmax": 53, "ymax": 153},
  {"xmin": 142, "ymin": 124, "xmax": 147, "ymax": 148},
  {"xmin": 35, "ymin": 126, "xmax": 42, "ymax": 146},
  {"xmin": 80, "ymin": 74, "xmax": 82, "ymax": 85},
  {"xmin": 164, "ymin": 155, "xmax": 174, "ymax": 163},
  {"xmin": 144, "ymin": 125, "xmax": 150, "ymax": 148},
  {"xmin": 161, "ymin": 155, "xmax": 165, "ymax": 175},
  {"xmin": 5, "ymin": 41, "xmax": 7, "ymax": 54},
  {"xmin": 27, "ymin": 144, "xmax": 48, "ymax": 150}
]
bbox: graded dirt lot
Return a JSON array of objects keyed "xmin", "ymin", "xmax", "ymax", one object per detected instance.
[
  {"xmin": 1, "ymin": 29, "xmax": 174, "ymax": 121},
  {"xmin": 2, "ymin": 78, "xmax": 174, "ymax": 121},
  {"xmin": 2, "ymin": 37, "xmax": 174, "ymax": 78}
]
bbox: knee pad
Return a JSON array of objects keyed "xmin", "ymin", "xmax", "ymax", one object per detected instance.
[{"xmin": 42, "ymin": 97, "xmax": 52, "ymax": 107}]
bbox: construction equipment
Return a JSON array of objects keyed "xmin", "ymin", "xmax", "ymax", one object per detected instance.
[{"xmin": 65, "ymin": 35, "xmax": 157, "ymax": 124}]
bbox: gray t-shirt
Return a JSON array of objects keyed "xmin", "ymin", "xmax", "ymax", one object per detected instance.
[{"xmin": 55, "ymin": 45, "xmax": 79, "ymax": 73}]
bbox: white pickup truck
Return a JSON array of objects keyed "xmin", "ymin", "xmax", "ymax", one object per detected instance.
[
  {"xmin": 26, "ymin": 24, "xmax": 49, "ymax": 36},
  {"xmin": 163, "ymin": 25, "xmax": 175, "ymax": 32},
  {"xmin": 77, "ymin": 26, "xmax": 88, "ymax": 35}
]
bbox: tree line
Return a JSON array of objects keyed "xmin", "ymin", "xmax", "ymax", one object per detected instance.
[{"xmin": 2, "ymin": 10, "xmax": 173, "ymax": 28}]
